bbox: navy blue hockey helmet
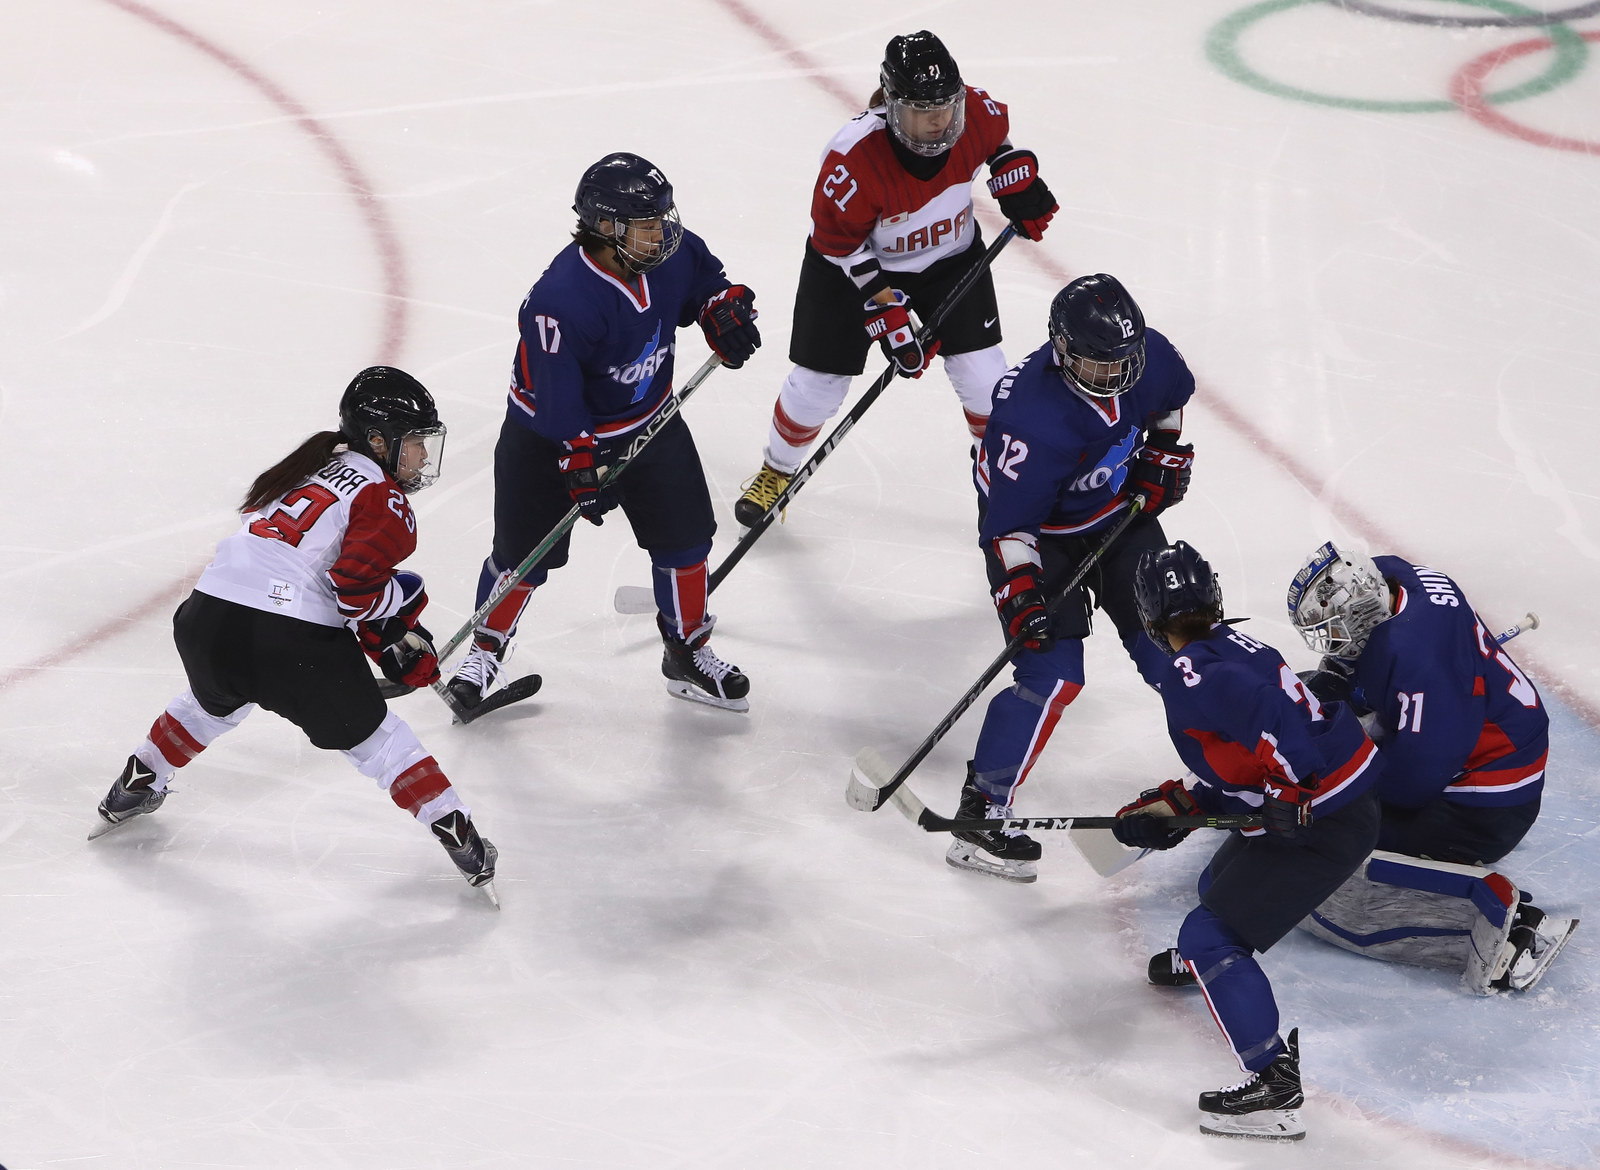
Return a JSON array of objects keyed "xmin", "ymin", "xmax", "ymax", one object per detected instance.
[
  {"xmin": 1134, "ymin": 542, "xmax": 1223, "ymax": 653},
  {"xmin": 339, "ymin": 366, "xmax": 446, "ymax": 493},
  {"xmin": 880, "ymin": 31, "xmax": 965, "ymax": 157},
  {"xmin": 573, "ymin": 151, "xmax": 683, "ymax": 273},
  {"xmin": 1048, "ymin": 274, "xmax": 1147, "ymax": 399}
]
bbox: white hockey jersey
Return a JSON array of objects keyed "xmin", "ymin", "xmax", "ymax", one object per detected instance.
[{"xmin": 196, "ymin": 450, "xmax": 418, "ymax": 628}]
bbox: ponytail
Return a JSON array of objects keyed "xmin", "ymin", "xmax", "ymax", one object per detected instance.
[
  {"xmin": 867, "ymin": 86, "xmax": 885, "ymax": 109},
  {"xmin": 241, "ymin": 430, "xmax": 345, "ymax": 513}
]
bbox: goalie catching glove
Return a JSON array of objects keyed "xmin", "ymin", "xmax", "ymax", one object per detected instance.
[
  {"xmin": 1113, "ymin": 779, "xmax": 1199, "ymax": 850},
  {"xmin": 356, "ymin": 570, "xmax": 440, "ymax": 689},
  {"xmin": 986, "ymin": 148, "xmax": 1057, "ymax": 241},
  {"xmin": 698, "ymin": 284, "xmax": 761, "ymax": 368}
]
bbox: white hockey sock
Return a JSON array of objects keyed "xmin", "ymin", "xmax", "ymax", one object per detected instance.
[
  {"xmin": 133, "ymin": 690, "xmax": 254, "ymax": 788},
  {"xmin": 763, "ymin": 368, "xmax": 852, "ymax": 473}
]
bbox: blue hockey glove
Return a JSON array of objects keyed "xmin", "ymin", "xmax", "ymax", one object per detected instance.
[
  {"xmin": 699, "ymin": 285, "xmax": 761, "ymax": 368},
  {"xmin": 1113, "ymin": 780, "xmax": 1199, "ymax": 850}
]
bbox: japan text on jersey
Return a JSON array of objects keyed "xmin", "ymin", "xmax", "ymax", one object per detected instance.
[
  {"xmin": 508, "ymin": 230, "xmax": 732, "ymax": 446},
  {"xmin": 809, "ymin": 86, "xmax": 1011, "ymax": 277},
  {"xmin": 1159, "ymin": 625, "xmax": 1380, "ymax": 831},
  {"xmin": 975, "ymin": 331, "xmax": 1196, "ymax": 542},
  {"xmin": 195, "ymin": 450, "xmax": 418, "ymax": 628},
  {"xmin": 1355, "ymin": 556, "xmax": 1548, "ymax": 808}
]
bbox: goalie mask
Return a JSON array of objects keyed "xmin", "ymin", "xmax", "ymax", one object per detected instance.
[
  {"xmin": 880, "ymin": 31, "xmax": 965, "ymax": 158},
  {"xmin": 339, "ymin": 366, "xmax": 447, "ymax": 494},
  {"xmin": 1287, "ymin": 542, "xmax": 1393, "ymax": 661}
]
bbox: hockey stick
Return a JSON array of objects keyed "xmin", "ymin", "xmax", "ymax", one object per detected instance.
[
  {"xmin": 1068, "ymin": 609, "xmax": 1544, "ymax": 877},
  {"xmin": 849, "ymin": 747, "xmax": 1261, "ymax": 834},
  {"xmin": 844, "ymin": 496, "xmax": 1146, "ymax": 814},
  {"xmin": 612, "ymin": 224, "xmax": 1021, "ymax": 616},
  {"xmin": 401, "ymin": 351, "xmax": 726, "ymax": 722}
]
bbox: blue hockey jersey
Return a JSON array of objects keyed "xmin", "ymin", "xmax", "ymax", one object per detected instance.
[
  {"xmin": 1154, "ymin": 624, "xmax": 1380, "ymax": 831},
  {"xmin": 506, "ymin": 230, "xmax": 732, "ymax": 446},
  {"xmin": 1349, "ymin": 557, "xmax": 1547, "ymax": 808},
  {"xmin": 975, "ymin": 330, "xmax": 1195, "ymax": 543}
]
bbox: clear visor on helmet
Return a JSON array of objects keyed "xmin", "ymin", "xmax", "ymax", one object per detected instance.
[
  {"xmin": 393, "ymin": 425, "xmax": 446, "ymax": 494},
  {"xmin": 608, "ymin": 205, "xmax": 683, "ymax": 274},
  {"xmin": 1054, "ymin": 337, "xmax": 1147, "ymax": 399},
  {"xmin": 885, "ymin": 90, "xmax": 966, "ymax": 157}
]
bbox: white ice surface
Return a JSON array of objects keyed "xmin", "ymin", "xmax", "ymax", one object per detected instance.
[{"xmin": 1, "ymin": 1, "xmax": 1598, "ymax": 1166}]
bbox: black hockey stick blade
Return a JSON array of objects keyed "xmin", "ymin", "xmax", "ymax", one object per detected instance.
[
  {"xmin": 450, "ymin": 673, "xmax": 542, "ymax": 725},
  {"xmin": 377, "ymin": 678, "xmax": 415, "ymax": 700},
  {"xmin": 885, "ymin": 776, "xmax": 1260, "ymax": 834}
]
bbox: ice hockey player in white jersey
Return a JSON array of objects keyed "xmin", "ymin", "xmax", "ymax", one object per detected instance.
[
  {"xmin": 733, "ymin": 29, "xmax": 1058, "ymax": 527},
  {"xmin": 90, "ymin": 368, "xmax": 500, "ymax": 906}
]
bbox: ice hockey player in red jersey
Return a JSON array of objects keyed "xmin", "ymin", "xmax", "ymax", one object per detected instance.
[
  {"xmin": 90, "ymin": 368, "xmax": 500, "ymax": 907},
  {"xmin": 733, "ymin": 29, "xmax": 1058, "ymax": 527}
]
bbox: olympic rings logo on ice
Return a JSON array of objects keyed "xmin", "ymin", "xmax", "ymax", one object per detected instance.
[{"xmin": 1208, "ymin": 0, "xmax": 1600, "ymax": 155}]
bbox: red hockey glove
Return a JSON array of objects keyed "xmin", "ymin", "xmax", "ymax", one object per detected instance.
[
  {"xmin": 357, "ymin": 573, "xmax": 440, "ymax": 689},
  {"xmin": 1126, "ymin": 432, "xmax": 1194, "ymax": 516},
  {"xmin": 558, "ymin": 433, "xmax": 608, "ymax": 525},
  {"xmin": 1113, "ymin": 779, "xmax": 1200, "ymax": 850},
  {"xmin": 698, "ymin": 285, "xmax": 761, "ymax": 369},
  {"xmin": 1261, "ymin": 776, "xmax": 1316, "ymax": 839},
  {"xmin": 986, "ymin": 149, "xmax": 1057, "ymax": 242},
  {"xmin": 864, "ymin": 291, "xmax": 940, "ymax": 378}
]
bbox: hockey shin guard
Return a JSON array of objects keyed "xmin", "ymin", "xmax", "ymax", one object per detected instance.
[
  {"xmin": 764, "ymin": 368, "xmax": 851, "ymax": 473},
  {"xmin": 474, "ymin": 555, "xmax": 540, "ymax": 650},
  {"xmin": 1179, "ymin": 905, "xmax": 1284, "ymax": 1074},
  {"xmin": 134, "ymin": 691, "xmax": 255, "ymax": 788},
  {"xmin": 343, "ymin": 712, "xmax": 467, "ymax": 827},
  {"xmin": 970, "ymin": 640, "xmax": 1084, "ymax": 805}
]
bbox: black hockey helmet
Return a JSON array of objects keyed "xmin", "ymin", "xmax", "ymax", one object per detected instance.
[
  {"xmin": 1048, "ymin": 274, "xmax": 1148, "ymax": 399},
  {"xmin": 339, "ymin": 366, "xmax": 446, "ymax": 493},
  {"xmin": 1134, "ymin": 542, "xmax": 1223, "ymax": 653},
  {"xmin": 573, "ymin": 151, "xmax": 683, "ymax": 274},
  {"xmin": 880, "ymin": 31, "xmax": 965, "ymax": 157}
]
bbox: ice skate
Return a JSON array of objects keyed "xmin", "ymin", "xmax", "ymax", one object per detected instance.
[
  {"xmin": 431, "ymin": 809, "xmax": 500, "ymax": 908},
  {"xmin": 89, "ymin": 756, "xmax": 167, "ymax": 840},
  {"xmin": 1497, "ymin": 905, "xmax": 1579, "ymax": 993},
  {"xmin": 1148, "ymin": 947, "xmax": 1197, "ymax": 987},
  {"xmin": 660, "ymin": 616, "xmax": 749, "ymax": 712},
  {"xmin": 733, "ymin": 464, "xmax": 791, "ymax": 528},
  {"xmin": 1198, "ymin": 1028, "xmax": 1306, "ymax": 1141},
  {"xmin": 944, "ymin": 764, "xmax": 1040, "ymax": 883},
  {"xmin": 448, "ymin": 636, "xmax": 505, "ymax": 709}
]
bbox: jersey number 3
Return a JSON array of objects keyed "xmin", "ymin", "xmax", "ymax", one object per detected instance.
[{"xmin": 248, "ymin": 484, "xmax": 338, "ymax": 548}]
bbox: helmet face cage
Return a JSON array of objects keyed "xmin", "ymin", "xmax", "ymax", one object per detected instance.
[
  {"xmin": 883, "ymin": 87, "xmax": 966, "ymax": 157},
  {"xmin": 607, "ymin": 204, "xmax": 683, "ymax": 275},
  {"xmin": 1287, "ymin": 542, "xmax": 1392, "ymax": 660},
  {"xmin": 1052, "ymin": 333, "xmax": 1147, "ymax": 399}
]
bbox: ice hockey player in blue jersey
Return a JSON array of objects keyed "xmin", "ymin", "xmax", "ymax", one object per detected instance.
[
  {"xmin": 450, "ymin": 152, "xmax": 762, "ymax": 712},
  {"xmin": 947, "ymin": 273, "xmax": 1197, "ymax": 881},
  {"xmin": 1113, "ymin": 541, "xmax": 1382, "ymax": 1141},
  {"xmin": 1283, "ymin": 543, "xmax": 1577, "ymax": 993}
]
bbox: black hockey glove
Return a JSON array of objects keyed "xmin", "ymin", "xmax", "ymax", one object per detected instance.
[
  {"xmin": 1261, "ymin": 776, "xmax": 1316, "ymax": 840},
  {"xmin": 1126, "ymin": 431, "xmax": 1194, "ymax": 516},
  {"xmin": 1113, "ymin": 780, "xmax": 1199, "ymax": 850},
  {"xmin": 558, "ymin": 433, "xmax": 612, "ymax": 526},
  {"xmin": 698, "ymin": 285, "xmax": 761, "ymax": 369},
  {"xmin": 1298, "ymin": 655, "xmax": 1355, "ymax": 704},
  {"xmin": 986, "ymin": 148, "xmax": 1057, "ymax": 241},
  {"xmin": 864, "ymin": 291, "xmax": 940, "ymax": 378}
]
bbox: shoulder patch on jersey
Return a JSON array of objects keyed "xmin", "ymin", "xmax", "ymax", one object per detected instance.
[{"xmin": 821, "ymin": 110, "xmax": 888, "ymax": 163}]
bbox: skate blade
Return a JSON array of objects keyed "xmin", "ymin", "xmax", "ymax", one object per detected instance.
[
  {"xmin": 664, "ymin": 679, "xmax": 749, "ymax": 712},
  {"xmin": 87, "ymin": 815, "xmax": 130, "ymax": 841},
  {"xmin": 944, "ymin": 839, "xmax": 1038, "ymax": 884},
  {"xmin": 1199, "ymin": 1109, "xmax": 1305, "ymax": 1140},
  {"xmin": 1510, "ymin": 917, "xmax": 1579, "ymax": 992},
  {"xmin": 475, "ymin": 879, "xmax": 501, "ymax": 910}
]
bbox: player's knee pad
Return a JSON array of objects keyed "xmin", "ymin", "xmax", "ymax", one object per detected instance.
[
  {"xmin": 475, "ymin": 555, "xmax": 539, "ymax": 645},
  {"xmin": 341, "ymin": 711, "xmax": 432, "ymax": 790},
  {"xmin": 942, "ymin": 346, "xmax": 1008, "ymax": 416},
  {"xmin": 136, "ymin": 690, "xmax": 255, "ymax": 782},
  {"xmin": 1012, "ymin": 637, "xmax": 1086, "ymax": 693},
  {"xmin": 1178, "ymin": 905, "xmax": 1254, "ymax": 981},
  {"xmin": 776, "ymin": 367, "xmax": 853, "ymax": 429}
]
